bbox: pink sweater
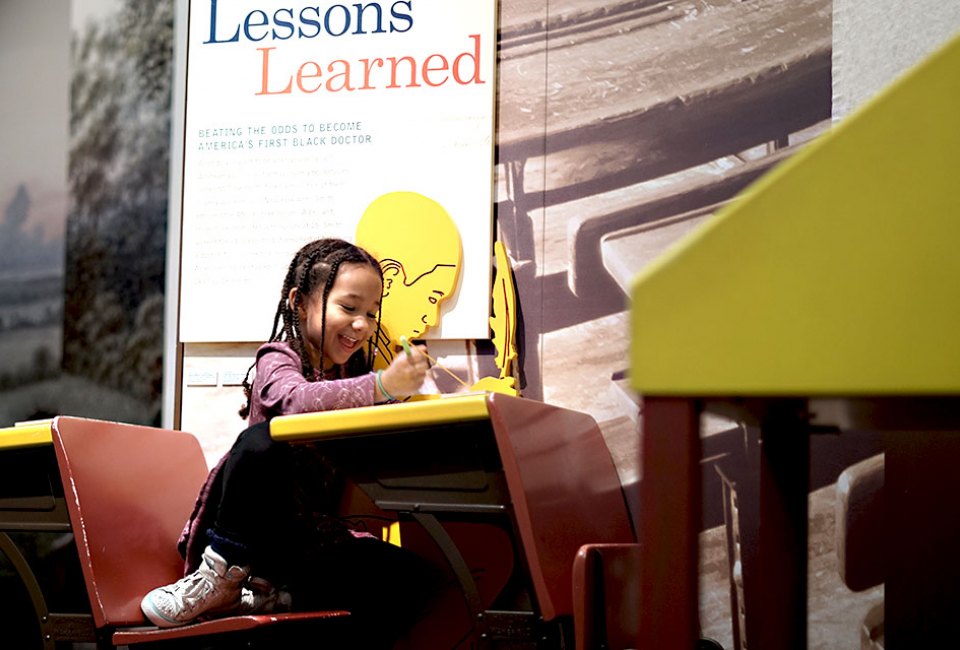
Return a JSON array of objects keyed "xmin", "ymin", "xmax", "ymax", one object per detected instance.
[{"xmin": 247, "ymin": 341, "xmax": 376, "ymax": 425}]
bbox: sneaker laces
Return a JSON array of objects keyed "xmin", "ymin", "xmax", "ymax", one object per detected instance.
[{"xmin": 160, "ymin": 569, "xmax": 223, "ymax": 618}]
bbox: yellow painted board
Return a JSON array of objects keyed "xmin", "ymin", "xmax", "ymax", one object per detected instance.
[
  {"xmin": 0, "ymin": 420, "xmax": 54, "ymax": 449},
  {"xmin": 631, "ymin": 33, "xmax": 960, "ymax": 396},
  {"xmin": 271, "ymin": 392, "xmax": 491, "ymax": 442}
]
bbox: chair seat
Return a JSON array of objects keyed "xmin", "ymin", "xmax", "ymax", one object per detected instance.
[{"xmin": 112, "ymin": 611, "xmax": 350, "ymax": 645}]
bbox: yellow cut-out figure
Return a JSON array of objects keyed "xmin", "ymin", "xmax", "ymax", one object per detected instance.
[
  {"xmin": 471, "ymin": 241, "xmax": 518, "ymax": 395},
  {"xmin": 356, "ymin": 191, "xmax": 462, "ymax": 370}
]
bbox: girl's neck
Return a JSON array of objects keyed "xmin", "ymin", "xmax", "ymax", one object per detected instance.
[
  {"xmin": 315, "ymin": 348, "xmax": 338, "ymax": 378},
  {"xmin": 320, "ymin": 361, "xmax": 338, "ymax": 378},
  {"xmin": 299, "ymin": 339, "xmax": 341, "ymax": 378}
]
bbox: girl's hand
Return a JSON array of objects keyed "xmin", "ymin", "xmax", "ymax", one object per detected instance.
[{"xmin": 378, "ymin": 343, "xmax": 430, "ymax": 399}]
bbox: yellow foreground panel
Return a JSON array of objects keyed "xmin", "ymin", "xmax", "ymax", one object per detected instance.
[{"xmin": 631, "ymin": 34, "xmax": 960, "ymax": 396}]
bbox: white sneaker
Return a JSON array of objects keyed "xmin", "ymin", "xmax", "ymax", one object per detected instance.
[
  {"xmin": 141, "ymin": 546, "xmax": 250, "ymax": 627},
  {"xmin": 241, "ymin": 576, "xmax": 293, "ymax": 615}
]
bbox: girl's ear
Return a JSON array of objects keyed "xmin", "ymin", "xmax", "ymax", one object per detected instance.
[{"xmin": 288, "ymin": 287, "xmax": 299, "ymax": 312}]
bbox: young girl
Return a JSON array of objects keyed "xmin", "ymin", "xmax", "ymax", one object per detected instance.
[{"xmin": 141, "ymin": 238, "xmax": 434, "ymax": 646}]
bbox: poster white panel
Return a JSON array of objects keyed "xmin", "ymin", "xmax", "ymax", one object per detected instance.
[{"xmin": 179, "ymin": 0, "xmax": 496, "ymax": 342}]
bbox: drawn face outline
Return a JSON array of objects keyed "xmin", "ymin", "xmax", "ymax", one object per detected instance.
[
  {"xmin": 381, "ymin": 261, "xmax": 458, "ymax": 337},
  {"xmin": 356, "ymin": 191, "xmax": 463, "ymax": 358}
]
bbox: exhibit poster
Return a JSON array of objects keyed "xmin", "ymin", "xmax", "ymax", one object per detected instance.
[{"xmin": 179, "ymin": 0, "xmax": 497, "ymax": 341}]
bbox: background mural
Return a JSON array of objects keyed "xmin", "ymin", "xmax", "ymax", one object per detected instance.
[
  {"xmin": 63, "ymin": 0, "xmax": 173, "ymax": 425},
  {"xmin": 492, "ymin": 1, "xmax": 876, "ymax": 647},
  {"xmin": 0, "ymin": 0, "xmax": 173, "ymax": 427},
  {"xmin": 0, "ymin": 2, "xmax": 70, "ymax": 425},
  {"xmin": 5, "ymin": 0, "xmax": 935, "ymax": 646}
]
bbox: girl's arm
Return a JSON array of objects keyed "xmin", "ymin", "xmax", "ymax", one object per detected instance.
[{"xmin": 255, "ymin": 343, "xmax": 376, "ymax": 416}]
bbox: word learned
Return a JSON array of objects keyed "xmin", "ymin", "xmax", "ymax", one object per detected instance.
[{"xmin": 256, "ymin": 34, "xmax": 485, "ymax": 95}]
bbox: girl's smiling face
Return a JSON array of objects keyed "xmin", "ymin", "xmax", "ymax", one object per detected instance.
[{"xmin": 293, "ymin": 262, "xmax": 382, "ymax": 371}]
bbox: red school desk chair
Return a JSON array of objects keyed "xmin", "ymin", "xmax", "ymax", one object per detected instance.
[{"xmin": 49, "ymin": 415, "xmax": 349, "ymax": 648}]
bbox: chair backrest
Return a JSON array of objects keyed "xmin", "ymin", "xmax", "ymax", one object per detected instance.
[
  {"xmin": 51, "ymin": 416, "xmax": 209, "ymax": 629},
  {"xmin": 572, "ymin": 543, "xmax": 640, "ymax": 650},
  {"xmin": 836, "ymin": 453, "xmax": 885, "ymax": 592},
  {"xmin": 487, "ymin": 394, "xmax": 635, "ymax": 620}
]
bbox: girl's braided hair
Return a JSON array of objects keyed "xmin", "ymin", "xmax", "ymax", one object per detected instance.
[{"xmin": 239, "ymin": 238, "xmax": 383, "ymax": 419}]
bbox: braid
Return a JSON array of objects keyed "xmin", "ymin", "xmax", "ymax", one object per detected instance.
[
  {"xmin": 270, "ymin": 253, "xmax": 302, "ymax": 342},
  {"xmin": 295, "ymin": 245, "xmax": 339, "ymax": 380},
  {"xmin": 238, "ymin": 238, "xmax": 384, "ymax": 419}
]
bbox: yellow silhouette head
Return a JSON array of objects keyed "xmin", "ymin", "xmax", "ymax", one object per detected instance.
[{"xmin": 356, "ymin": 192, "xmax": 462, "ymax": 364}]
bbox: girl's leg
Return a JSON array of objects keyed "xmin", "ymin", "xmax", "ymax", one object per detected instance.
[
  {"xmin": 197, "ymin": 422, "xmax": 440, "ymax": 640},
  {"xmin": 212, "ymin": 421, "xmax": 346, "ymax": 585},
  {"xmin": 210, "ymin": 423, "xmax": 293, "ymax": 560},
  {"xmin": 142, "ymin": 421, "xmax": 296, "ymax": 627}
]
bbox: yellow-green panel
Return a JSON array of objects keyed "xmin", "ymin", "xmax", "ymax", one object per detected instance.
[
  {"xmin": 0, "ymin": 420, "xmax": 53, "ymax": 449},
  {"xmin": 631, "ymin": 33, "xmax": 960, "ymax": 396},
  {"xmin": 271, "ymin": 392, "xmax": 491, "ymax": 442}
]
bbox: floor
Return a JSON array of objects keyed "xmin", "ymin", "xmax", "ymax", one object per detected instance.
[{"xmin": 695, "ymin": 484, "xmax": 882, "ymax": 649}]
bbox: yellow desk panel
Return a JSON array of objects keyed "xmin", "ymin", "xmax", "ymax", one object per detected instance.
[
  {"xmin": 0, "ymin": 420, "xmax": 54, "ymax": 449},
  {"xmin": 270, "ymin": 393, "xmax": 491, "ymax": 442}
]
